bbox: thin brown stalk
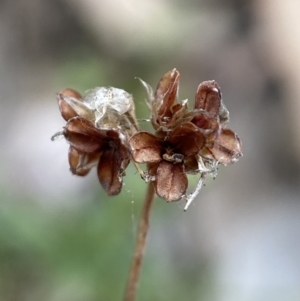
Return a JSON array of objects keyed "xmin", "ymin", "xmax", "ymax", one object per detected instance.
[{"xmin": 123, "ymin": 182, "xmax": 155, "ymax": 301}]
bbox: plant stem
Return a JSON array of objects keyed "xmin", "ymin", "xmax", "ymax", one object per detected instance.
[{"xmin": 123, "ymin": 182, "xmax": 155, "ymax": 301}]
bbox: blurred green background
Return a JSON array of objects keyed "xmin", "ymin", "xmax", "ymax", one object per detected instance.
[{"xmin": 1, "ymin": 0, "xmax": 300, "ymax": 300}]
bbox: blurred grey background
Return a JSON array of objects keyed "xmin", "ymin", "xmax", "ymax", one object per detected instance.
[{"xmin": 1, "ymin": 0, "xmax": 300, "ymax": 300}]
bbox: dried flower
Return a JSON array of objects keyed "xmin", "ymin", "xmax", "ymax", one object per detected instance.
[
  {"xmin": 52, "ymin": 70, "xmax": 242, "ymax": 210},
  {"xmin": 133, "ymin": 69, "xmax": 242, "ymax": 209},
  {"xmin": 52, "ymin": 87, "xmax": 137, "ymax": 195}
]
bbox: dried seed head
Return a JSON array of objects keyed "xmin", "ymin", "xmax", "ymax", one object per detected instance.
[
  {"xmin": 52, "ymin": 70, "xmax": 242, "ymax": 207},
  {"xmin": 131, "ymin": 71, "xmax": 243, "ymax": 208},
  {"xmin": 53, "ymin": 84, "xmax": 138, "ymax": 196}
]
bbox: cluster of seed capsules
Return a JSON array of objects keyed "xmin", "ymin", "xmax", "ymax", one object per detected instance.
[{"xmin": 52, "ymin": 69, "xmax": 242, "ymax": 210}]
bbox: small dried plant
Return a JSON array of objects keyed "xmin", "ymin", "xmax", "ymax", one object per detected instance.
[{"xmin": 52, "ymin": 69, "xmax": 242, "ymax": 301}]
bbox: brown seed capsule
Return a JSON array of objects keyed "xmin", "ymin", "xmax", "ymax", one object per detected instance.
[
  {"xmin": 194, "ymin": 80, "xmax": 229, "ymax": 126},
  {"xmin": 146, "ymin": 69, "xmax": 183, "ymax": 133},
  {"xmin": 193, "ymin": 84, "xmax": 219, "ymax": 133},
  {"xmin": 154, "ymin": 68, "xmax": 180, "ymax": 121},
  {"xmin": 195, "ymin": 81, "xmax": 221, "ymax": 117},
  {"xmin": 57, "ymin": 88, "xmax": 82, "ymax": 121},
  {"xmin": 97, "ymin": 131, "xmax": 130, "ymax": 196},
  {"xmin": 139, "ymin": 69, "xmax": 191, "ymax": 136},
  {"xmin": 68, "ymin": 147, "xmax": 90, "ymax": 176}
]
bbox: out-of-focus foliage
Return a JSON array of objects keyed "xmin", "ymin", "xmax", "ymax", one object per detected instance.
[{"xmin": 0, "ymin": 175, "xmax": 210, "ymax": 300}]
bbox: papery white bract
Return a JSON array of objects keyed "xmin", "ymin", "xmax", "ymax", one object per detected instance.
[
  {"xmin": 84, "ymin": 87, "xmax": 133, "ymax": 119},
  {"xmin": 58, "ymin": 87, "xmax": 137, "ymax": 135}
]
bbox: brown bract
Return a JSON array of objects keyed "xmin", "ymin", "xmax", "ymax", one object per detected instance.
[
  {"xmin": 192, "ymin": 80, "xmax": 229, "ymax": 129},
  {"xmin": 140, "ymin": 69, "xmax": 189, "ymax": 136},
  {"xmin": 191, "ymin": 80, "xmax": 242, "ymax": 166},
  {"xmin": 202, "ymin": 128, "xmax": 242, "ymax": 165},
  {"xmin": 129, "ymin": 122, "xmax": 205, "ymax": 201},
  {"xmin": 68, "ymin": 147, "xmax": 99, "ymax": 177}
]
